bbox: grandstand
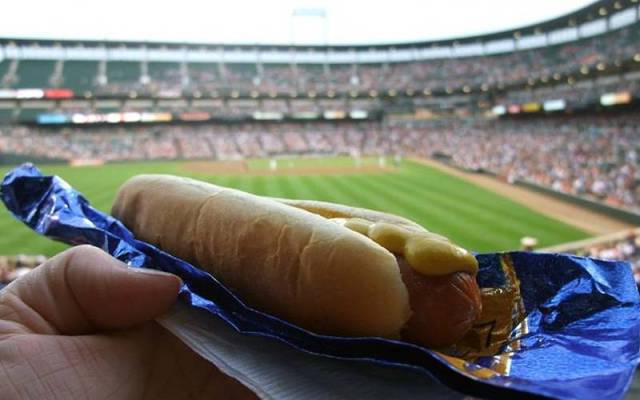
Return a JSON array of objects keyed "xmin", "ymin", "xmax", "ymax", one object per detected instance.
[
  {"xmin": 1, "ymin": 0, "xmax": 640, "ymax": 397},
  {"xmin": 0, "ymin": 1, "xmax": 639, "ymax": 122},
  {"xmin": 0, "ymin": 1, "xmax": 639, "ymax": 227}
]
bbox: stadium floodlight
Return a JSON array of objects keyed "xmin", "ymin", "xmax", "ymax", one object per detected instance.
[
  {"xmin": 292, "ymin": 8, "xmax": 326, "ymax": 17},
  {"xmin": 290, "ymin": 7, "xmax": 328, "ymax": 46}
]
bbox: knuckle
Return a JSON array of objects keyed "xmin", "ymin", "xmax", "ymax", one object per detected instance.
[{"xmin": 62, "ymin": 245, "xmax": 105, "ymax": 267}]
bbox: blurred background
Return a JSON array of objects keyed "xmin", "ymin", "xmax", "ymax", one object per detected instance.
[{"xmin": 2, "ymin": 0, "xmax": 639, "ymax": 281}]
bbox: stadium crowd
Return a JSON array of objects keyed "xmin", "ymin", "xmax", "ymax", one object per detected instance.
[
  {"xmin": 3, "ymin": 113, "xmax": 640, "ymax": 287},
  {"xmin": 160, "ymin": 25, "xmax": 640, "ymax": 93},
  {"xmin": 23, "ymin": 23, "xmax": 634, "ymax": 96},
  {"xmin": 494, "ymin": 75, "xmax": 640, "ymax": 106},
  {"xmin": 2, "ymin": 113, "xmax": 639, "ymax": 212},
  {"xmin": 0, "ymin": 254, "xmax": 44, "ymax": 285},
  {"xmin": 404, "ymin": 114, "xmax": 640, "ymax": 212}
]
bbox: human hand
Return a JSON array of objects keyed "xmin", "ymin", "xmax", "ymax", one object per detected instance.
[{"xmin": 0, "ymin": 245, "xmax": 256, "ymax": 400}]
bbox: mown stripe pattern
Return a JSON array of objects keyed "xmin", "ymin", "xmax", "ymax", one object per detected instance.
[{"xmin": 0, "ymin": 159, "xmax": 589, "ymax": 256}]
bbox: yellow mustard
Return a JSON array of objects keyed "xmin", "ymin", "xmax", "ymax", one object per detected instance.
[{"xmin": 330, "ymin": 218, "xmax": 478, "ymax": 276}]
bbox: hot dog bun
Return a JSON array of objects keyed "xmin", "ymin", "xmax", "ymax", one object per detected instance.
[
  {"xmin": 271, "ymin": 198, "xmax": 482, "ymax": 347},
  {"xmin": 270, "ymin": 198, "xmax": 428, "ymax": 232},
  {"xmin": 112, "ymin": 175, "xmax": 411, "ymax": 338}
]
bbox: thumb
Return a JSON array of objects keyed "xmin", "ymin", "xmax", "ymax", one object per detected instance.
[{"xmin": 0, "ymin": 245, "xmax": 182, "ymax": 335}]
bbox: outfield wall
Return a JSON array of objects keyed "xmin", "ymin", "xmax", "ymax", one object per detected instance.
[
  {"xmin": 513, "ymin": 180, "xmax": 640, "ymax": 225},
  {"xmin": 0, "ymin": 153, "xmax": 65, "ymax": 166},
  {"xmin": 439, "ymin": 159, "xmax": 640, "ymax": 226}
]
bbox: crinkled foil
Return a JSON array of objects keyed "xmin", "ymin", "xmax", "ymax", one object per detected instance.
[{"xmin": 2, "ymin": 164, "xmax": 639, "ymax": 400}]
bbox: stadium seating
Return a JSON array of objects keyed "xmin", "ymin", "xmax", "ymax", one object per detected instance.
[
  {"xmin": 2, "ymin": 23, "xmax": 638, "ymax": 96},
  {"xmin": 62, "ymin": 61, "xmax": 99, "ymax": 93},
  {"xmin": 14, "ymin": 60, "xmax": 55, "ymax": 88},
  {"xmin": 0, "ymin": 61, "xmax": 10, "ymax": 83},
  {"xmin": 2, "ymin": 113, "xmax": 638, "ymax": 213}
]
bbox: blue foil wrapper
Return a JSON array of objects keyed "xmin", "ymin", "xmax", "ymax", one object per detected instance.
[{"xmin": 2, "ymin": 163, "xmax": 640, "ymax": 400}]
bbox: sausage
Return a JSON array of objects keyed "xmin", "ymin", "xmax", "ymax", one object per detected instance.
[{"xmin": 112, "ymin": 174, "xmax": 482, "ymax": 348}]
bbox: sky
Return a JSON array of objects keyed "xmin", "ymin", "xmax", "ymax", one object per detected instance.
[{"xmin": 0, "ymin": 0, "xmax": 596, "ymax": 45}]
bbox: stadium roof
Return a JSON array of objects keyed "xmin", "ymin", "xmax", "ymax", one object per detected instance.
[{"xmin": 0, "ymin": 0, "xmax": 633, "ymax": 50}]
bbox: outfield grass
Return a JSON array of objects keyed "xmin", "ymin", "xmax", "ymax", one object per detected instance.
[
  {"xmin": 0, "ymin": 158, "xmax": 589, "ymax": 256},
  {"xmin": 247, "ymin": 155, "xmax": 385, "ymax": 170}
]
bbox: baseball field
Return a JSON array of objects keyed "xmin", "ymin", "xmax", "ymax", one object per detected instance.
[{"xmin": 0, "ymin": 156, "xmax": 590, "ymax": 256}]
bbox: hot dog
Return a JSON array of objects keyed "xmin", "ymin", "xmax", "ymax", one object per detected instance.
[{"xmin": 111, "ymin": 174, "xmax": 482, "ymax": 348}]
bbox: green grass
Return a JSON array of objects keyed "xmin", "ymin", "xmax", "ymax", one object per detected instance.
[
  {"xmin": 247, "ymin": 156, "xmax": 384, "ymax": 170},
  {"xmin": 0, "ymin": 158, "xmax": 589, "ymax": 256}
]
